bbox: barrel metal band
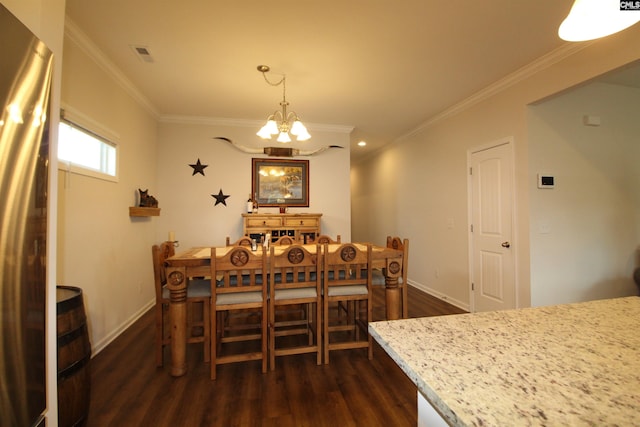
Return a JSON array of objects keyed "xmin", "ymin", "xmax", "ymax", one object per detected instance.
[
  {"xmin": 57, "ymin": 323, "xmax": 88, "ymax": 347},
  {"xmin": 58, "ymin": 351, "xmax": 91, "ymax": 381}
]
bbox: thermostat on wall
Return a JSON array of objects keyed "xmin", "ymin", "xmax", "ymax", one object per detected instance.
[{"xmin": 537, "ymin": 174, "xmax": 555, "ymax": 189}]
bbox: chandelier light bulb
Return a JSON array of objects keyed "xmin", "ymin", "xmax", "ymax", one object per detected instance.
[
  {"xmin": 295, "ymin": 128, "xmax": 311, "ymax": 141},
  {"xmin": 290, "ymin": 120, "xmax": 305, "ymax": 136},
  {"xmin": 277, "ymin": 131, "xmax": 291, "ymax": 143},
  {"xmin": 265, "ymin": 119, "xmax": 279, "ymax": 135},
  {"xmin": 256, "ymin": 119, "xmax": 279, "ymax": 138},
  {"xmin": 257, "ymin": 126, "xmax": 271, "ymax": 139}
]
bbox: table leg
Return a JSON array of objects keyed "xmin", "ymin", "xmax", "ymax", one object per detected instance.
[
  {"xmin": 385, "ymin": 276, "xmax": 401, "ymax": 320},
  {"xmin": 166, "ymin": 266, "xmax": 188, "ymax": 376},
  {"xmin": 384, "ymin": 256, "xmax": 403, "ymax": 320}
]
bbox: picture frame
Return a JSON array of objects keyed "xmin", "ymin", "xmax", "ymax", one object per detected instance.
[{"xmin": 252, "ymin": 158, "xmax": 309, "ymax": 207}]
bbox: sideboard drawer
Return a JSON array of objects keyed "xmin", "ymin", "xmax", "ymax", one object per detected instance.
[
  {"xmin": 242, "ymin": 213, "xmax": 321, "ymax": 243},
  {"xmin": 246, "ymin": 217, "xmax": 283, "ymax": 228},
  {"xmin": 284, "ymin": 217, "xmax": 319, "ymax": 228}
]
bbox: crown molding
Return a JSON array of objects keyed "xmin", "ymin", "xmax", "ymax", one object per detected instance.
[
  {"xmin": 64, "ymin": 16, "xmax": 160, "ymax": 119},
  {"xmin": 397, "ymin": 42, "xmax": 591, "ymax": 143},
  {"xmin": 159, "ymin": 114, "xmax": 353, "ymax": 134},
  {"xmin": 159, "ymin": 115, "xmax": 261, "ymax": 127}
]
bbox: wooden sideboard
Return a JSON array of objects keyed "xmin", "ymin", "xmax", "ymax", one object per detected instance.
[{"xmin": 242, "ymin": 213, "xmax": 322, "ymax": 243}]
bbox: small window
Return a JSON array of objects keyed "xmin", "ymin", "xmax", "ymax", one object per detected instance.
[{"xmin": 58, "ymin": 119, "xmax": 118, "ymax": 181}]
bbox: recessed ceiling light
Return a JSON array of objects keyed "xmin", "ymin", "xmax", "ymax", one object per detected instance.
[{"xmin": 358, "ymin": 141, "xmax": 367, "ymax": 147}]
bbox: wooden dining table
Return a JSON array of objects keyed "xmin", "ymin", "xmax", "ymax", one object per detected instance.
[{"xmin": 164, "ymin": 243, "xmax": 404, "ymax": 376}]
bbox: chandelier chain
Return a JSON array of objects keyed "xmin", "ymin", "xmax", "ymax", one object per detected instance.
[
  {"xmin": 261, "ymin": 72, "xmax": 287, "ymax": 104},
  {"xmin": 261, "ymin": 71, "xmax": 285, "ymax": 87}
]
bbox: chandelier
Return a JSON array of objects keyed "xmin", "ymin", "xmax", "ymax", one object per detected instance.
[{"xmin": 256, "ymin": 65, "xmax": 310, "ymax": 143}]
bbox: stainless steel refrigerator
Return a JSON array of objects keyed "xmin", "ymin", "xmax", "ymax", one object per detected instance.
[{"xmin": 0, "ymin": 4, "xmax": 54, "ymax": 427}]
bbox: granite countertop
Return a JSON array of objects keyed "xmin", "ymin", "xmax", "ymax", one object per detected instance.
[{"xmin": 369, "ymin": 297, "xmax": 640, "ymax": 426}]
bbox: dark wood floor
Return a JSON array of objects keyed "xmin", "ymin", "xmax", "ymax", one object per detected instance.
[{"xmin": 86, "ymin": 286, "xmax": 466, "ymax": 426}]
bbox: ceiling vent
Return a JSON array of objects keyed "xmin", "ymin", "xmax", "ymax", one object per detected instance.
[{"xmin": 130, "ymin": 45, "xmax": 154, "ymax": 63}]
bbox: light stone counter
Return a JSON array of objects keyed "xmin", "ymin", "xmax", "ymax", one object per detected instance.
[{"xmin": 369, "ymin": 297, "xmax": 640, "ymax": 426}]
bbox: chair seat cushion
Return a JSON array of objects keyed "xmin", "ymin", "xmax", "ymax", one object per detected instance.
[
  {"xmin": 188, "ymin": 278, "xmax": 212, "ymax": 296},
  {"xmin": 162, "ymin": 278, "xmax": 211, "ymax": 299},
  {"xmin": 216, "ymin": 291, "xmax": 263, "ymax": 305},
  {"xmin": 327, "ymin": 285, "xmax": 368, "ymax": 297},
  {"xmin": 274, "ymin": 287, "xmax": 317, "ymax": 301}
]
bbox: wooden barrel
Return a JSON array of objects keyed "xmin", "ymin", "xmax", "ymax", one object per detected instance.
[{"xmin": 57, "ymin": 286, "xmax": 91, "ymax": 427}]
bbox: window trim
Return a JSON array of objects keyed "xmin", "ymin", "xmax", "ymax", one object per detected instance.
[{"xmin": 58, "ymin": 108, "xmax": 120, "ymax": 183}]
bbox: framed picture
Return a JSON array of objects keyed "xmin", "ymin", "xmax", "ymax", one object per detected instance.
[{"xmin": 252, "ymin": 158, "xmax": 309, "ymax": 207}]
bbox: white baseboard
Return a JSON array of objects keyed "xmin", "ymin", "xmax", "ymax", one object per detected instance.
[
  {"xmin": 90, "ymin": 299, "xmax": 155, "ymax": 357},
  {"xmin": 408, "ymin": 280, "xmax": 470, "ymax": 312}
]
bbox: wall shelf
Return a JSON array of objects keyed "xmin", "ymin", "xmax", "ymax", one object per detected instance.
[{"xmin": 129, "ymin": 207, "xmax": 160, "ymax": 217}]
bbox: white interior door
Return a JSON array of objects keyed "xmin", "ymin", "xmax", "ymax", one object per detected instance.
[{"xmin": 469, "ymin": 140, "xmax": 516, "ymax": 312}]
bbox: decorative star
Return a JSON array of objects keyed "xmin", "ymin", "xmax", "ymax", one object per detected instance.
[
  {"xmin": 212, "ymin": 189, "xmax": 230, "ymax": 206},
  {"xmin": 189, "ymin": 158, "xmax": 208, "ymax": 176}
]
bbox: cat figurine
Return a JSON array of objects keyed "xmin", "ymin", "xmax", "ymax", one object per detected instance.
[{"xmin": 138, "ymin": 189, "xmax": 158, "ymax": 207}]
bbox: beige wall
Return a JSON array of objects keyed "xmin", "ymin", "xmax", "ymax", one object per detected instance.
[
  {"xmin": 58, "ymin": 30, "xmax": 159, "ymax": 353},
  {"xmin": 352, "ymin": 25, "xmax": 640, "ymax": 311},
  {"xmin": 529, "ymin": 82, "xmax": 640, "ymax": 306}
]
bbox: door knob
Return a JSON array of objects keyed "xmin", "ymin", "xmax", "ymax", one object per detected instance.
[{"xmin": 501, "ymin": 241, "xmax": 511, "ymax": 248}]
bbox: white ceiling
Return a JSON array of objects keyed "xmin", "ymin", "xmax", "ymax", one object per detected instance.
[{"xmin": 64, "ymin": 1, "xmax": 595, "ymax": 160}]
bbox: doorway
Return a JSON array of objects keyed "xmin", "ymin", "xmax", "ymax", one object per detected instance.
[{"xmin": 468, "ymin": 139, "xmax": 516, "ymax": 312}]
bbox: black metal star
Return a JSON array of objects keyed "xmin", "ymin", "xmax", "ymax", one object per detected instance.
[
  {"xmin": 212, "ymin": 189, "xmax": 230, "ymax": 206},
  {"xmin": 189, "ymin": 158, "xmax": 208, "ymax": 176}
]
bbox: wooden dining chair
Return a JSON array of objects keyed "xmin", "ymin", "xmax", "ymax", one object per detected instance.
[
  {"xmin": 210, "ymin": 246, "xmax": 267, "ymax": 379},
  {"xmin": 225, "ymin": 236, "xmax": 253, "ymax": 246},
  {"xmin": 315, "ymin": 234, "xmax": 341, "ymax": 244},
  {"xmin": 269, "ymin": 244, "xmax": 322, "ymax": 370},
  {"xmin": 372, "ymin": 236, "xmax": 410, "ymax": 318},
  {"xmin": 152, "ymin": 242, "xmax": 210, "ymax": 367},
  {"xmin": 323, "ymin": 243, "xmax": 373, "ymax": 363},
  {"xmin": 273, "ymin": 235, "xmax": 295, "ymax": 245}
]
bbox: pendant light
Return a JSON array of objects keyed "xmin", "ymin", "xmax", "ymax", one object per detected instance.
[
  {"xmin": 256, "ymin": 65, "xmax": 310, "ymax": 143},
  {"xmin": 559, "ymin": 0, "xmax": 640, "ymax": 41}
]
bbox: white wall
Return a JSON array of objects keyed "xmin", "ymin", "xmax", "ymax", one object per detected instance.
[
  {"xmin": 156, "ymin": 121, "xmax": 351, "ymax": 247},
  {"xmin": 529, "ymin": 82, "xmax": 640, "ymax": 306},
  {"xmin": 352, "ymin": 25, "xmax": 640, "ymax": 311},
  {"xmin": 1, "ymin": 0, "xmax": 66, "ymax": 424}
]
